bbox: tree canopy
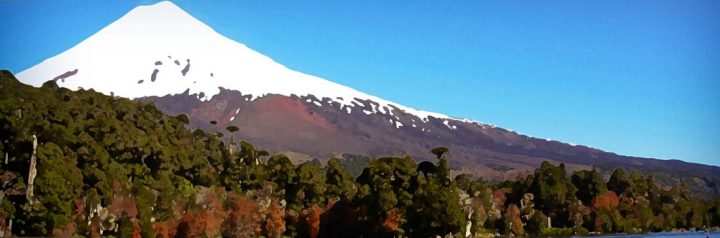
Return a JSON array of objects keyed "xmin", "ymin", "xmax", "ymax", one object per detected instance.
[{"xmin": 0, "ymin": 71, "xmax": 717, "ymax": 237}]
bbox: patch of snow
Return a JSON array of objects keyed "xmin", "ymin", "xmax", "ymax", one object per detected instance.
[
  {"xmin": 442, "ymin": 120, "xmax": 455, "ymax": 130},
  {"xmin": 230, "ymin": 116, "xmax": 235, "ymax": 121},
  {"xmin": 313, "ymin": 101, "xmax": 321, "ymax": 107},
  {"xmin": 345, "ymin": 107, "xmax": 351, "ymax": 114},
  {"xmin": 379, "ymin": 106, "xmax": 391, "ymax": 115},
  {"xmin": 396, "ymin": 121, "xmax": 403, "ymax": 129}
]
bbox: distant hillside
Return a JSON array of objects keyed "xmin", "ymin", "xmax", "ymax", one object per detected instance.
[{"xmin": 146, "ymin": 87, "xmax": 720, "ymax": 199}]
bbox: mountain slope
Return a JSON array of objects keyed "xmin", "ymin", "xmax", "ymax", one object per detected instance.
[
  {"xmin": 16, "ymin": 1, "xmax": 444, "ymax": 120},
  {"xmin": 15, "ymin": 1, "xmax": 719, "ymax": 197},
  {"xmin": 145, "ymin": 89, "xmax": 720, "ymax": 181}
]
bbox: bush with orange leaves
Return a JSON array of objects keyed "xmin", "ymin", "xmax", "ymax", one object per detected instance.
[
  {"xmin": 224, "ymin": 193, "xmax": 262, "ymax": 237},
  {"xmin": 592, "ymin": 191, "xmax": 619, "ymax": 211},
  {"xmin": 175, "ymin": 189, "xmax": 227, "ymax": 237},
  {"xmin": 177, "ymin": 212, "xmax": 215, "ymax": 237},
  {"xmin": 382, "ymin": 208, "xmax": 402, "ymax": 232},
  {"xmin": 503, "ymin": 204, "xmax": 524, "ymax": 236},
  {"xmin": 152, "ymin": 220, "xmax": 178, "ymax": 238},
  {"xmin": 265, "ymin": 199, "xmax": 286, "ymax": 238},
  {"xmin": 300, "ymin": 204, "xmax": 323, "ymax": 238}
]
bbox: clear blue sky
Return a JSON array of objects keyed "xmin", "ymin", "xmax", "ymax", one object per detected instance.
[{"xmin": 1, "ymin": 0, "xmax": 719, "ymax": 166}]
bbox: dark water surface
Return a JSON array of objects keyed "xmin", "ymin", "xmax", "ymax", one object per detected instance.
[{"xmin": 583, "ymin": 231, "xmax": 719, "ymax": 238}]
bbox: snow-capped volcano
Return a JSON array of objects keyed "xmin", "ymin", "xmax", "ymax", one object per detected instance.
[{"xmin": 17, "ymin": 1, "xmax": 445, "ymax": 120}]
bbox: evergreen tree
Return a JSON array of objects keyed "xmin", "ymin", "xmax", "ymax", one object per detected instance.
[
  {"xmin": 571, "ymin": 168, "xmax": 607, "ymax": 206},
  {"xmin": 529, "ymin": 161, "xmax": 577, "ymax": 227}
]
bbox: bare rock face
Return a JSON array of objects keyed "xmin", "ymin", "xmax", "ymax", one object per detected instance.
[{"xmin": 52, "ymin": 69, "xmax": 78, "ymax": 83}]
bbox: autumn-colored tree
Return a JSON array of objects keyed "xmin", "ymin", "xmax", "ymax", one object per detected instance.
[
  {"xmin": 592, "ymin": 191, "xmax": 621, "ymax": 232},
  {"xmin": 469, "ymin": 197, "xmax": 487, "ymax": 235},
  {"xmin": 152, "ymin": 221, "xmax": 178, "ymax": 238},
  {"xmin": 300, "ymin": 204, "xmax": 323, "ymax": 238},
  {"xmin": 265, "ymin": 199, "xmax": 286, "ymax": 238},
  {"xmin": 592, "ymin": 191, "xmax": 619, "ymax": 211},
  {"xmin": 176, "ymin": 212, "xmax": 206, "ymax": 238},
  {"xmin": 503, "ymin": 204, "xmax": 524, "ymax": 236},
  {"xmin": 224, "ymin": 194, "xmax": 261, "ymax": 237},
  {"xmin": 382, "ymin": 208, "xmax": 403, "ymax": 232}
]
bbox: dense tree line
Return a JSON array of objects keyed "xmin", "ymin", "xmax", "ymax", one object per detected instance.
[{"xmin": 1, "ymin": 70, "xmax": 719, "ymax": 237}]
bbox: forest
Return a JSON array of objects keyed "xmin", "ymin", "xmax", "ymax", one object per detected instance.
[{"xmin": 1, "ymin": 69, "xmax": 719, "ymax": 237}]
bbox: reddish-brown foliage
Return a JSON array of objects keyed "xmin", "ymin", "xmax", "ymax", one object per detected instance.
[
  {"xmin": 177, "ymin": 212, "xmax": 210, "ymax": 237},
  {"xmin": 164, "ymin": 189, "xmax": 229, "ymax": 238},
  {"xmin": 73, "ymin": 198, "xmax": 85, "ymax": 218},
  {"xmin": 471, "ymin": 197, "xmax": 488, "ymax": 226},
  {"xmin": 89, "ymin": 215, "xmax": 102, "ymax": 238},
  {"xmin": 108, "ymin": 196, "xmax": 138, "ymax": 218},
  {"xmin": 592, "ymin": 191, "xmax": 619, "ymax": 211},
  {"xmin": 112, "ymin": 179, "xmax": 123, "ymax": 194},
  {"xmin": 492, "ymin": 189, "xmax": 508, "ymax": 205},
  {"xmin": 224, "ymin": 194, "xmax": 261, "ymax": 237},
  {"xmin": 302, "ymin": 204, "xmax": 323, "ymax": 238},
  {"xmin": 52, "ymin": 222, "xmax": 76, "ymax": 237},
  {"xmin": 382, "ymin": 208, "xmax": 402, "ymax": 231},
  {"xmin": 0, "ymin": 212, "xmax": 9, "ymax": 238},
  {"xmin": 203, "ymin": 190, "xmax": 227, "ymax": 236},
  {"xmin": 504, "ymin": 204, "xmax": 524, "ymax": 235},
  {"xmin": 265, "ymin": 199, "xmax": 286, "ymax": 237},
  {"xmin": 153, "ymin": 220, "xmax": 178, "ymax": 238},
  {"xmin": 130, "ymin": 218, "xmax": 141, "ymax": 238}
]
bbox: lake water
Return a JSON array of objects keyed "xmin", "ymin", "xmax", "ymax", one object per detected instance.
[{"xmin": 583, "ymin": 231, "xmax": 719, "ymax": 238}]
